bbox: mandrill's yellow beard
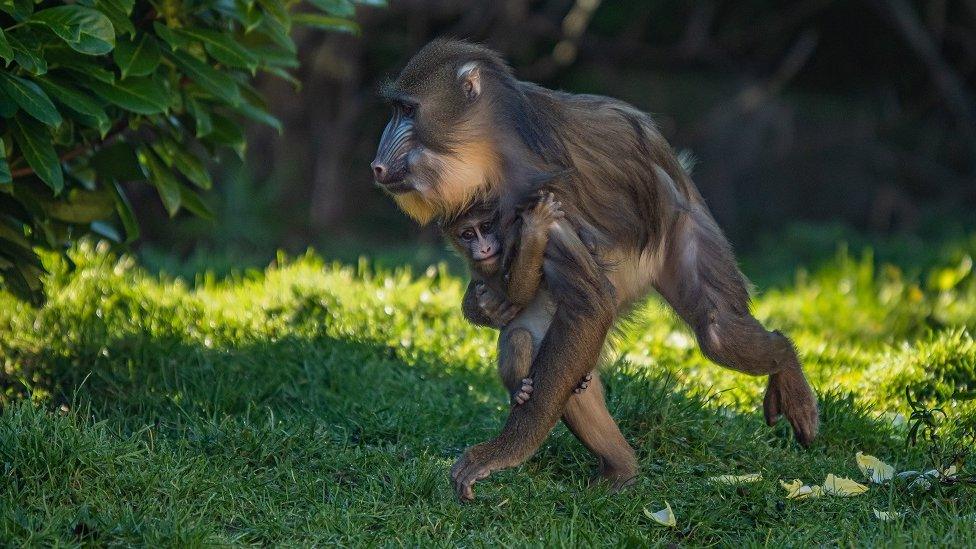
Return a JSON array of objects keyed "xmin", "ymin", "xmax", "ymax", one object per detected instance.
[{"xmin": 392, "ymin": 141, "xmax": 499, "ymax": 225}]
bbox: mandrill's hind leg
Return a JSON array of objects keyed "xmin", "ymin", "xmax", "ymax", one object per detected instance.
[
  {"xmin": 561, "ymin": 373, "xmax": 638, "ymax": 490},
  {"xmin": 654, "ymin": 208, "xmax": 819, "ymax": 446}
]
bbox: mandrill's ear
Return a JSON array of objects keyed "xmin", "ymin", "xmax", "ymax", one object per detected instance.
[{"xmin": 457, "ymin": 62, "xmax": 481, "ymax": 102}]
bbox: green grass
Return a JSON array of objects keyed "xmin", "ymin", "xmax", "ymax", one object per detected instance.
[{"xmin": 2, "ymin": 238, "xmax": 975, "ymax": 546}]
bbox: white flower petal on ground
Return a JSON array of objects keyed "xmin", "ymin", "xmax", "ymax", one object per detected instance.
[
  {"xmin": 856, "ymin": 452, "xmax": 895, "ymax": 483},
  {"xmin": 779, "ymin": 479, "xmax": 823, "ymax": 500},
  {"xmin": 644, "ymin": 502, "xmax": 676, "ymax": 527},
  {"xmin": 823, "ymin": 474, "xmax": 869, "ymax": 496},
  {"xmin": 709, "ymin": 473, "xmax": 762, "ymax": 485},
  {"xmin": 873, "ymin": 509, "xmax": 903, "ymax": 521}
]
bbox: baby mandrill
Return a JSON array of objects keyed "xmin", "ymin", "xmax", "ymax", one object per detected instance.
[{"xmin": 443, "ymin": 192, "xmax": 592, "ymax": 405}]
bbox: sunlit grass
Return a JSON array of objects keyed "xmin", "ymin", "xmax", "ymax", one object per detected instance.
[{"xmin": 1, "ymin": 239, "xmax": 974, "ymax": 545}]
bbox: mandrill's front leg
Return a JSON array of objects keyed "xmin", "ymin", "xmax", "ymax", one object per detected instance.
[{"xmin": 450, "ymin": 290, "xmax": 615, "ymax": 501}]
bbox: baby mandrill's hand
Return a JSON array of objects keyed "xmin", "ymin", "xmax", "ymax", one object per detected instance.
[
  {"xmin": 475, "ymin": 283, "xmax": 520, "ymax": 327},
  {"xmin": 522, "ymin": 192, "xmax": 564, "ymax": 234}
]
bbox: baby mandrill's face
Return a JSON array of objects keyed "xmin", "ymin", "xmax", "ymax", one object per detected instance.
[{"xmin": 455, "ymin": 216, "xmax": 501, "ymax": 276}]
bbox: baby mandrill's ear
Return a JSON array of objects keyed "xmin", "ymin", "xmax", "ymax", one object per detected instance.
[{"xmin": 457, "ymin": 62, "xmax": 481, "ymax": 102}]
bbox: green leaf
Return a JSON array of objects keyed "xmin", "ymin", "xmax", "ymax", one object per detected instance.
[
  {"xmin": 140, "ymin": 148, "xmax": 181, "ymax": 216},
  {"xmin": 0, "ymin": 262, "xmax": 44, "ymax": 304},
  {"xmin": 186, "ymin": 96, "xmax": 213, "ymax": 138},
  {"xmin": 114, "ymin": 33, "xmax": 161, "ymax": 78},
  {"xmin": 260, "ymin": 66, "xmax": 301, "ymax": 89},
  {"xmin": 7, "ymin": 31, "xmax": 47, "ymax": 75},
  {"xmin": 178, "ymin": 184, "xmax": 213, "ymax": 220},
  {"xmin": 205, "ymin": 113, "xmax": 245, "ymax": 157},
  {"xmin": 0, "ymin": 29, "xmax": 13, "ymax": 63},
  {"xmin": 0, "ymin": 234, "xmax": 41, "ymax": 268},
  {"xmin": 164, "ymin": 49, "xmax": 241, "ymax": 106},
  {"xmin": 0, "ymin": 86, "xmax": 18, "ymax": 117},
  {"xmin": 81, "ymin": 75, "xmax": 169, "ymax": 115},
  {"xmin": 0, "ymin": 0, "xmax": 33, "ymax": 21},
  {"xmin": 307, "ymin": 0, "xmax": 355, "ymax": 17},
  {"xmin": 43, "ymin": 187, "xmax": 116, "ymax": 223},
  {"xmin": 0, "ymin": 73, "xmax": 62, "ymax": 127},
  {"xmin": 0, "ymin": 138, "xmax": 10, "ymax": 185},
  {"xmin": 186, "ymin": 97, "xmax": 213, "ymax": 137},
  {"xmin": 257, "ymin": 0, "xmax": 290, "ymax": 27},
  {"xmin": 152, "ymin": 22, "xmax": 192, "ymax": 51},
  {"xmin": 35, "ymin": 77, "xmax": 111, "ymax": 136},
  {"xmin": 94, "ymin": 0, "xmax": 135, "ymax": 37},
  {"xmin": 292, "ymin": 13, "xmax": 360, "ymax": 34},
  {"xmin": 48, "ymin": 46, "xmax": 116, "ymax": 83},
  {"xmin": 232, "ymin": 85, "xmax": 282, "ymax": 132},
  {"xmin": 172, "ymin": 27, "xmax": 258, "ymax": 71},
  {"xmin": 10, "ymin": 113, "xmax": 63, "ymax": 193},
  {"xmin": 254, "ymin": 14, "xmax": 296, "ymax": 53},
  {"xmin": 110, "ymin": 181, "xmax": 139, "ymax": 242},
  {"xmin": 90, "ymin": 220, "xmax": 122, "ymax": 242},
  {"xmin": 234, "ymin": 0, "xmax": 264, "ymax": 33},
  {"xmin": 30, "ymin": 6, "xmax": 116, "ymax": 55},
  {"xmin": 152, "ymin": 138, "xmax": 212, "ymax": 189}
]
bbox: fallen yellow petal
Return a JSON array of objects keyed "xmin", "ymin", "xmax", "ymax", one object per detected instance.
[
  {"xmin": 709, "ymin": 473, "xmax": 762, "ymax": 485},
  {"xmin": 779, "ymin": 479, "xmax": 823, "ymax": 500},
  {"xmin": 823, "ymin": 474, "xmax": 869, "ymax": 496},
  {"xmin": 644, "ymin": 501, "xmax": 676, "ymax": 527},
  {"xmin": 856, "ymin": 452, "xmax": 895, "ymax": 483},
  {"xmin": 873, "ymin": 509, "xmax": 902, "ymax": 521}
]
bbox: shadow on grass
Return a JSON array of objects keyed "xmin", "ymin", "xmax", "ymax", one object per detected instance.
[{"xmin": 2, "ymin": 320, "xmax": 905, "ymax": 475}]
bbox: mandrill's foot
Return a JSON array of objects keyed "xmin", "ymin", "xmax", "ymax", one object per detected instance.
[
  {"xmin": 450, "ymin": 442, "xmax": 512, "ymax": 502},
  {"xmin": 590, "ymin": 458, "xmax": 638, "ymax": 492},
  {"xmin": 763, "ymin": 363, "xmax": 819, "ymax": 447},
  {"xmin": 512, "ymin": 378, "xmax": 533, "ymax": 405},
  {"xmin": 573, "ymin": 373, "xmax": 593, "ymax": 395}
]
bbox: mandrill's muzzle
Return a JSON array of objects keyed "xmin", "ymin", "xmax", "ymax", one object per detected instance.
[{"xmin": 372, "ymin": 115, "xmax": 414, "ymax": 193}]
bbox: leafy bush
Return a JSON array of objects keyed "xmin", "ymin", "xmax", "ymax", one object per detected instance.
[{"xmin": 0, "ymin": 0, "xmax": 371, "ymax": 303}]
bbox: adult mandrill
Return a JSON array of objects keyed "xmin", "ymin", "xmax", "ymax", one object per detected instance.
[{"xmin": 371, "ymin": 39, "xmax": 819, "ymax": 501}]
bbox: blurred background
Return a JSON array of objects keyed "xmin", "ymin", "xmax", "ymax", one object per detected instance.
[{"xmin": 133, "ymin": 0, "xmax": 976, "ymax": 284}]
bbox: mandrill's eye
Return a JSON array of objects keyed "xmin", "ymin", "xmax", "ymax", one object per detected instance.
[
  {"xmin": 400, "ymin": 102, "xmax": 416, "ymax": 118},
  {"xmin": 460, "ymin": 229, "xmax": 475, "ymax": 241}
]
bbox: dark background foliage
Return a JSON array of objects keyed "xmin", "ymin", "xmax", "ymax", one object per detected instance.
[
  {"xmin": 133, "ymin": 0, "xmax": 976, "ymax": 269},
  {"xmin": 0, "ymin": 0, "xmax": 362, "ymax": 302}
]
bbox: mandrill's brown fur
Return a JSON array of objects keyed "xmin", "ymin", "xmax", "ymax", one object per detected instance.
[{"xmin": 372, "ymin": 38, "xmax": 819, "ymax": 501}]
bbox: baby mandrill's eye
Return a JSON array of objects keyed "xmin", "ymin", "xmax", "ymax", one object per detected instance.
[{"xmin": 460, "ymin": 229, "xmax": 475, "ymax": 241}]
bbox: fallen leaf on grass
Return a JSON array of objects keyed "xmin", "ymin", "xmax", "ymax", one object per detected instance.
[
  {"xmin": 780, "ymin": 479, "xmax": 823, "ymax": 500},
  {"xmin": 644, "ymin": 502, "xmax": 676, "ymax": 527},
  {"xmin": 856, "ymin": 452, "xmax": 895, "ymax": 483},
  {"xmin": 823, "ymin": 474, "xmax": 868, "ymax": 496},
  {"xmin": 873, "ymin": 509, "xmax": 903, "ymax": 521},
  {"xmin": 709, "ymin": 473, "xmax": 762, "ymax": 485}
]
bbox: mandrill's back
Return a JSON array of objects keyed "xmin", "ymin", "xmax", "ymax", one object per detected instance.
[{"xmin": 516, "ymin": 81, "xmax": 706, "ymax": 253}]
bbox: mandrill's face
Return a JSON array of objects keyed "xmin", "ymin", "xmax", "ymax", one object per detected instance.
[{"xmin": 371, "ymin": 54, "xmax": 499, "ymax": 225}]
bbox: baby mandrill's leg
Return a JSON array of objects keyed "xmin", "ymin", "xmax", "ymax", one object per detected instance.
[{"xmin": 498, "ymin": 328, "xmax": 534, "ymax": 405}]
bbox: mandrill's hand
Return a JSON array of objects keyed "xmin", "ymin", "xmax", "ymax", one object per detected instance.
[
  {"xmin": 450, "ymin": 441, "xmax": 515, "ymax": 502},
  {"xmin": 475, "ymin": 283, "xmax": 520, "ymax": 327},
  {"xmin": 522, "ymin": 192, "xmax": 564, "ymax": 238}
]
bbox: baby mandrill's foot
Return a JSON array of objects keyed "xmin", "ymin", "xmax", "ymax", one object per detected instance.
[
  {"xmin": 573, "ymin": 373, "xmax": 593, "ymax": 394},
  {"xmin": 513, "ymin": 378, "xmax": 533, "ymax": 405}
]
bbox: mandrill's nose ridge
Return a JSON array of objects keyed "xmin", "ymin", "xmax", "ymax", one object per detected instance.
[{"xmin": 371, "ymin": 160, "xmax": 388, "ymax": 183}]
